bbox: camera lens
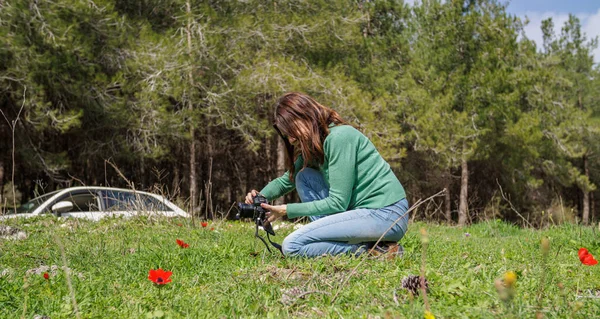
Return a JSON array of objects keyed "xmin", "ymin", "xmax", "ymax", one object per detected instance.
[{"xmin": 237, "ymin": 202, "xmax": 256, "ymax": 218}]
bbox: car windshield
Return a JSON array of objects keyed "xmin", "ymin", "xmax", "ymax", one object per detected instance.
[{"xmin": 15, "ymin": 190, "xmax": 61, "ymax": 214}]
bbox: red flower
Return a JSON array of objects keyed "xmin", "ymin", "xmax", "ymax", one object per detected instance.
[
  {"xmin": 177, "ymin": 223, "xmax": 183, "ymax": 227},
  {"xmin": 210, "ymin": 227, "xmax": 214, "ymax": 231},
  {"xmin": 148, "ymin": 268, "xmax": 172, "ymax": 285},
  {"xmin": 579, "ymin": 248, "xmax": 598, "ymax": 266},
  {"xmin": 43, "ymin": 272, "xmax": 49, "ymax": 280},
  {"xmin": 201, "ymin": 222, "xmax": 208, "ymax": 228},
  {"xmin": 582, "ymin": 254, "xmax": 598, "ymax": 266},
  {"xmin": 176, "ymin": 239, "xmax": 189, "ymax": 248}
]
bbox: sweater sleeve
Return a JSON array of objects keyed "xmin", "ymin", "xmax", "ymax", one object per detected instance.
[
  {"xmin": 259, "ymin": 156, "xmax": 304, "ymax": 201},
  {"xmin": 286, "ymin": 131, "xmax": 357, "ymax": 218}
]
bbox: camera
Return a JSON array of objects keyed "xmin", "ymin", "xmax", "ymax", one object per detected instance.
[
  {"xmin": 236, "ymin": 194, "xmax": 275, "ymax": 236},
  {"xmin": 236, "ymin": 194, "xmax": 268, "ymax": 218}
]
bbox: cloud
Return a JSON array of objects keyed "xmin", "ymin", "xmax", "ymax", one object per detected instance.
[{"xmin": 520, "ymin": 9, "xmax": 600, "ymax": 64}]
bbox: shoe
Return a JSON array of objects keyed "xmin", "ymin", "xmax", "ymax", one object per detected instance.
[{"xmin": 369, "ymin": 241, "xmax": 404, "ymax": 259}]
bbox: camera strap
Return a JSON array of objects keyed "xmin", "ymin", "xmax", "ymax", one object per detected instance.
[{"xmin": 254, "ymin": 223, "xmax": 284, "ymax": 256}]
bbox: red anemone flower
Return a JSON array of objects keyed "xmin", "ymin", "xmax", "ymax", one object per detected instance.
[
  {"xmin": 582, "ymin": 254, "xmax": 598, "ymax": 266},
  {"xmin": 201, "ymin": 222, "xmax": 208, "ymax": 228},
  {"xmin": 579, "ymin": 248, "xmax": 598, "ymax": 266},
  {"xmin": 43, "ymin": 272, "xmax": 49, "ymax": 280},
  {"xmin": 148, "ymin": 269, "xmax": 172, "ymax": 285},
  {"xmin": 176, "ymin": 239, "xmax": 189, "ymax": 248}
]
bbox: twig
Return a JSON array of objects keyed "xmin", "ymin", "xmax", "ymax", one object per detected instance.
[
  {"xmin": 224, "ymin": 201, "xmax": 237, "ymax": 220},
  {"xmin": 105, "ymin": 159, "xmax": 135, "ymax": 191},
  {"xmin": 576, "ymin": 295, "xmax": 600, "ymax": 299},
  {"xmin": 0, "ymin": 86, "xmax": 26, "ymax": 212},
  {"xmin": 285, "ymin": 290, "xmax": 331, "ymax": 306},
  {"xmin": 67, "ymin": 173, "xmax": 86, "ymax": 187},
  {"xmin": 296, "ymin": 290, "xmax": 330, "ymax": 299},
  {"xmin": 496, "ymin": 179, "xmax": 533, "ymax": 228},
  {"xmin": 284, "ymin": 266, "xmax": 298, "ymax": 281},
  {"xmin": 366, "ymin": 189, "xmax": 446, "ymax": 257},
  {"xmin": 331, "ymin": 189, "xmax": 446, "ymax": 302},
  {"xmin": 54, "ymin": 235, "xmax": 81, "ymax": 319},
  {"xmin": 537, "ymin": 238, "xmax": 550, "ymax": 313},
  {"xmin": 21, "ymin": 275, "xmax": 28, "ymax": 319},
  {"xmin": 420, "ymin": 229, "xmax": 430, "ymax": 311}
]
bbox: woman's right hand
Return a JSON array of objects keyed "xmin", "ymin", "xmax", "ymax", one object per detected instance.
[{"xmin": 245, "ymin": 190, "xmax": 259, "ymax": 204}]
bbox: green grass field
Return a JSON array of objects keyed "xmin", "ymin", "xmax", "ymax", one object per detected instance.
[{"xmin": 1, "ymin": 216, "xmax": 599, "ymax": 318}]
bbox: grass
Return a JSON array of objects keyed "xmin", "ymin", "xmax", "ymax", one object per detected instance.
[{"xmin": 0, "ymin": 216, "xmax": 599, "ymax": 318}]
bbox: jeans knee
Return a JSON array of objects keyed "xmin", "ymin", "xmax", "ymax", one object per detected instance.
[
  {"xmin": 295, "ymin": 167, "xmax": 319, "ymax": 188},
  {"xmin": 282, "ymin": 236, "xmax": 300, "ymax": 257},
  {"xmin": 295, "ymin": 168, "xmax": 328, "ymax": 203}
]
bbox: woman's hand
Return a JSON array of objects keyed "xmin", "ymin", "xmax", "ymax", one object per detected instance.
[
  {"xmin": 261, "ymin": 203, "xmax": 287, "ymax": 223},
  {"xmin": 245, "ymin": 190, "xmax": 259, "ymax": 204}
]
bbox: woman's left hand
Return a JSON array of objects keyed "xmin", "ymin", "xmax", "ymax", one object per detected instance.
[{"xmin": 261, "ymin": 203, "xmax": 287, "ymax": 223}]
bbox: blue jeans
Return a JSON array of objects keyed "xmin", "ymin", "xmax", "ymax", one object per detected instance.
[{"xmin": 283, "ymin": 168, "xmax": 409, "ymax": 257}]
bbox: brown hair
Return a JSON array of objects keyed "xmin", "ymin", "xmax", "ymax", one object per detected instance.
[{"xmin": 273, "ymin": 92, "xmax": 348, "ymax": 181}]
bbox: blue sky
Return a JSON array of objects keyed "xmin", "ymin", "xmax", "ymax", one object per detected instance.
[{"xmin": 505, "ymin": 0, "xmax": 599, "ymax": 14}]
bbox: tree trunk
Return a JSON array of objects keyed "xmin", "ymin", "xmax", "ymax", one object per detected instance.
[
  {"xmin": 458, "ymin": 155, "xmax": 469, "ymax": 226},
  {"xmin": 88, "ymin": 158, "xmax": 97, "ymax": 186},
  {"xmin": 172, "ymin": 163, "xmax": 180, "ymax": 197},
  {"xmin": 276, "ymin": 137, "xmax": 286, "ymax": 176},
  {"xmin": 591, "ymin": 191, "xmax": 595, "ymax": 224},
  {"xmin": 189, "ymin": 131, "xmax": 197, "ymax": 214},
  {"xmin": 582, "ymin": 153, "xmax": 590, "ymax": 225},
  {"xmin": 266, "ymin": 135, "xmax": 273, "ymax": 179},
  {"xmin": 275, "ymin": 136, "xmax": 287, "ymax": 205},
  {"xmin": 140, "ymin": 156, "xmax": 145, "ymax": 189},
  {"xmin": 0, "ymin": 160, "xmax": 4, "ymax": 210},
  {"xmin": 186, "ymin": 0, "xmax": 198, "ymax": 215},
  {"xmin": 204, "ymin": 155, "xmax": 213, "ymax": 219},
  {"xmin": 444, "ymin": 172, "xmax": 452, "ymax": 224}
]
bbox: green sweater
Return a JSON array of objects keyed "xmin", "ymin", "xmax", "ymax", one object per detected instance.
[{"xmin": 260, "ymin": 125, "xmax": 406, "ymax": 219}]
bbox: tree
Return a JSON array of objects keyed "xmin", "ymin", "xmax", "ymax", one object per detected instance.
[
  {"xmin": 399, "ymin": 0, "xmax": 522, "ymax": 225},
  {"xmin": 0, "ymin": 0, "xmax": 130, "ymax": 194},
  {"xmin": 536, "ymin": 15, "xmax": 599, "ymax": 224}
]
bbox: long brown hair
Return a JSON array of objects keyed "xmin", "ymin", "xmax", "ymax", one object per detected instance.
[{"xmin": 273, "ymin": 92, "xmax": 348, "ymax": 181}]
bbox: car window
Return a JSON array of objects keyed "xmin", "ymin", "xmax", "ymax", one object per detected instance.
[
  {"xmin": 101, "ymin": 191, "xmax": 173, "ymax": 212},
  {"xmin": 15, "ymin": 191, "xmax": 60, "ymax": 214},
  {"xmin": 54, "ymin": 191, "xmax": 102, "ymax": 212}
]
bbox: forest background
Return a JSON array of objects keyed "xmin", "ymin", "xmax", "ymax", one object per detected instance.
[{"xmin": 1, "ymin": 0, "xmax": 599, "ymax": 227}]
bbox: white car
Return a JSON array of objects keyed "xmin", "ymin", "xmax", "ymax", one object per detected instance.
[{"xmin": 1, "ymin": 186, "xmax": 190, "ymax": 221}]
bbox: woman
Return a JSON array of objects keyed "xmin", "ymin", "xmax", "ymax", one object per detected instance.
[{"xmin": 245, "ymin": 92, "xmax": 409, "ymax": 258}]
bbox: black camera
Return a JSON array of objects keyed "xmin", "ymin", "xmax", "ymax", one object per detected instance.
[
  {"xmin": 236, "ymin": 194, "xmax": 275, "ymax": 236},
  {"xmin": 237, "ymin": 194, "xmax": 268, "ymax": 218}
]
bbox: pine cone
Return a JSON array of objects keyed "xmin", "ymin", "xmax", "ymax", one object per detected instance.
[{"xmin": 401, "ymin": 275, "xmax": 429, "ymax": 295}]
